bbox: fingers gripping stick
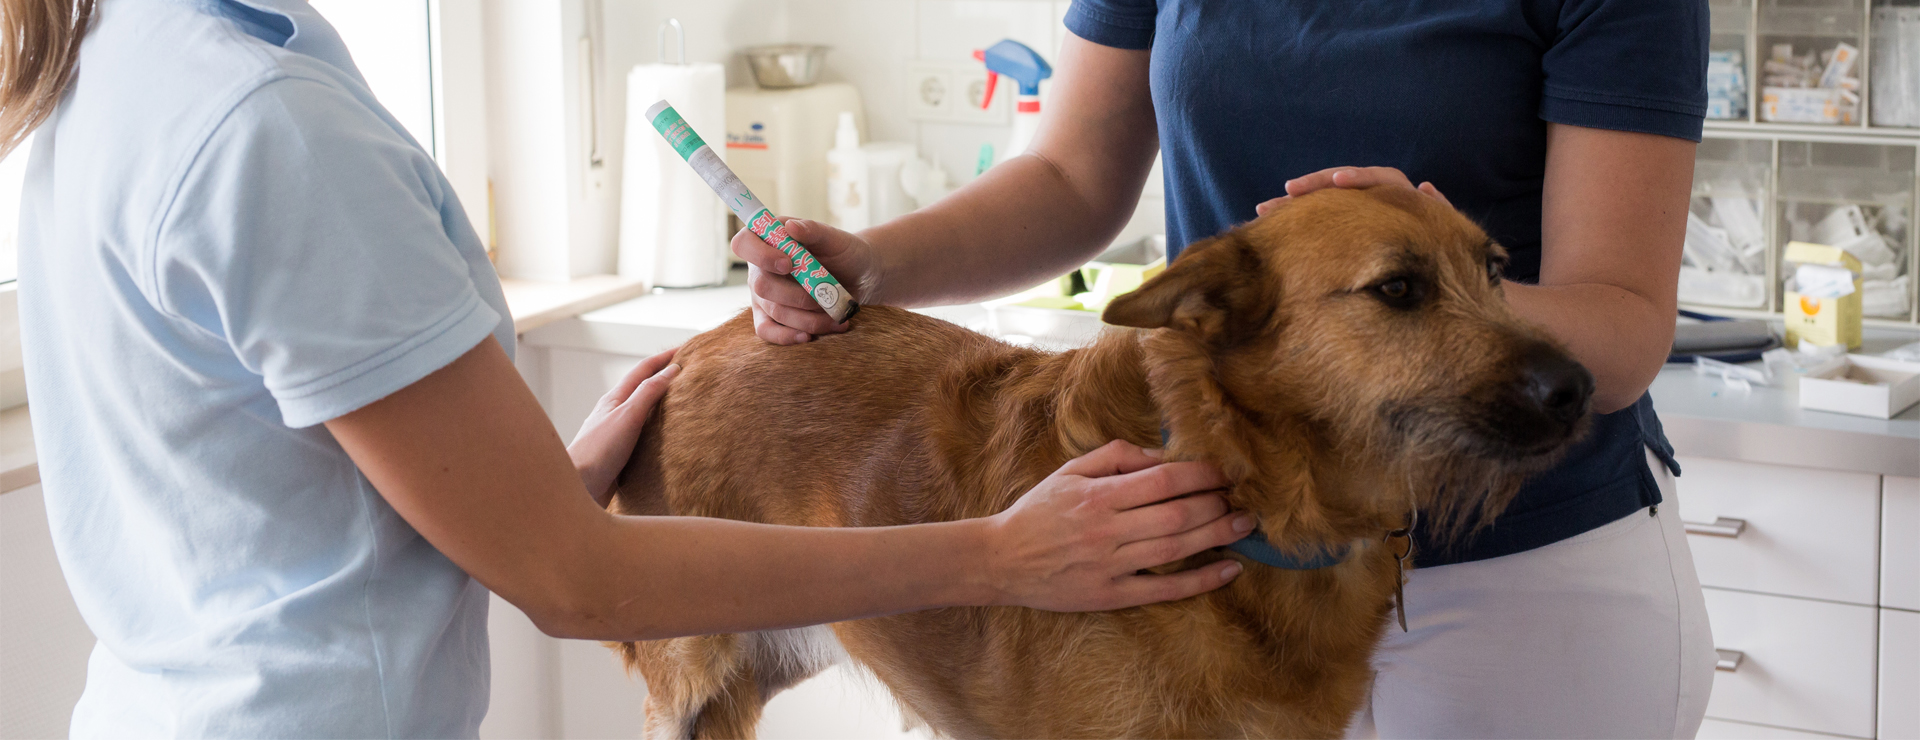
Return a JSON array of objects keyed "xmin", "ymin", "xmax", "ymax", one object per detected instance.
[{"xmin": 645, "ymin": 100, "xmax": 860, "ymax": 323}]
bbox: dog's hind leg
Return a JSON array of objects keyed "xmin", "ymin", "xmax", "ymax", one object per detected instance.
[
  {"xmin": 627, "ymin": 627, "xmax": 844, "ymax": 740},
  {"xmin": 627, "ymin": 634, "xmax": 740, "ymax": 740}
]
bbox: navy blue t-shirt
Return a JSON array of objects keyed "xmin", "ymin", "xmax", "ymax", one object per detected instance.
[{"xmin": 1065, "ymin": 0, "xmax": 1706, "ymax": 566}]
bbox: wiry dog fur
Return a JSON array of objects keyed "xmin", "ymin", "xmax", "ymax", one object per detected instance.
[{"xmin": 610, "ymin": 187, "xmax": 1593, "ymax": 738}]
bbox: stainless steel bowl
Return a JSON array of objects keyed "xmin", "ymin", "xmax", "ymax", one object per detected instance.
[{"xmin": 742, "ymin": 44, "xmax": 830, "ymax": 89}]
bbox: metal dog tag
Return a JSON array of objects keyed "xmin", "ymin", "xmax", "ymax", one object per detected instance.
[
  {"xmin": 1386, "ymin": 528, "xmax": 1413, "ymax": 632},
  {"xmin": 1392, "ymin": 572, "xmax": 1408, "ymax": 633}
]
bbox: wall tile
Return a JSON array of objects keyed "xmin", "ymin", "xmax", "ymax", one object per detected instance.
[
  {"xmin": 916, "ymin": 0, "xmax": 1060, "ymax": 63},
  {"xmin": 788, "ymin": 0, "xmax": 921, "ymax": 142}
]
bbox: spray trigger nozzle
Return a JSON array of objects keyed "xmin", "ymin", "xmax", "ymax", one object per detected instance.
[{"xmin": 973, "ymin": 40, "xmax": 1053, "ymax": 108}]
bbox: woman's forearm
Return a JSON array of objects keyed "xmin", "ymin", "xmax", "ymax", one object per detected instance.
[
  {"xmin": 1520, "ymin": 124, "xmax": 1693, "ymax": 415},
  {"xmin": 861, "ymin": 152, "xmax": 1141, "ymax": 308},
  {"xmin": 1505, "ymin": 281, "xmax": 1675, "ymax": 414},
  {"xmin": 860, "ymin": 36, "xmax": 1160, "ymax": 308},
  {"xmin": 542, "ymin": 515, "xmax": 994, "ymax": 641}
]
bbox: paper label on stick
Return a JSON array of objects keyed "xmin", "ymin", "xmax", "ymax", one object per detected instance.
[
  {"xmin": 649, "ymin": 104, "xmax": 707, "ymax": 160},
  {"xmin": 648, "ymin": 100, "xmax": 858, "ymax": 322},
  {"xmin": 746, "ymin": 207, "xmax": 853, "ymax": 314}
]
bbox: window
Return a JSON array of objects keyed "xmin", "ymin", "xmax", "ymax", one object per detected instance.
[{"xmin": 311, "ymin": 0, "xmax": 437, "ymax": 157}]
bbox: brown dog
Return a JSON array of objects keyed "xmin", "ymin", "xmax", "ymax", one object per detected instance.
[{"xmin": 611, "ymin": 187, "xmax": 1593, "ymax": 738}]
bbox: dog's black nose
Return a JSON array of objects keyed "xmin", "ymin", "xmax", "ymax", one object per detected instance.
[{"xmin": 1518, "ymin": 343, "xmax": 1593, "ymax": 425}]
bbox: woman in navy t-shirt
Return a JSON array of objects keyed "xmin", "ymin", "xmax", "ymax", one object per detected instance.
[{"xmin": 740, "ymin": 1, "xmax": 1715, "ymax": 735}]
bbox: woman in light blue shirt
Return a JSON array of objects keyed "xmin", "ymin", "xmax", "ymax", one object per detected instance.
[{"xmin": 1, "ymin": 0, "xmax": 1248, "ymax": 735}]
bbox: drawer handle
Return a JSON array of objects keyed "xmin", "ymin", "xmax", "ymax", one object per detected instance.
[
  {"xmin": 1715, "ymin": 649, "xmax": 1744, "ymax": 672},
  {"xmin": 1684, "ymin": 517, "xmax": 1747, "ymax": 538}
]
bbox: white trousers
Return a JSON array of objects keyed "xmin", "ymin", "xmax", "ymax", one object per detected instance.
[{"xmin": 1349, "ymin": 450, "xmax": 1716, "ymax": 739}]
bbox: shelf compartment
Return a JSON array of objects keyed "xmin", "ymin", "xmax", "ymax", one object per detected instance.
[
  {"xmin": 1711, "ymin": 0, "xmax": 1757, "ymax": 121},
  {"xmin": 1774, "ymin": 140, "xmax": 1915, "ymax": 319},
  {"xmin": 1686, "ymin": 138, "xmax": 1776, "ymax": 309},
  {"xmin": 1757, "ymin": 0, "xmax": 1866, "ymax": 125},
  {"xmin": 1870, "ymin": 1, "xmax": 1920, "ymax": 128}
]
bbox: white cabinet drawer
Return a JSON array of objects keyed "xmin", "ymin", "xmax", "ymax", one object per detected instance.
[
  {"xmin": 1886, "ymin": 476, "xmax": 1920, "ymax": 611},
  {"xmin": 1676, "ymin": 457, "xmax": 1881, "ymax": 605},
  {"xmin": 1885, "ymin": 609, "xmax": 1920, "ymax": 740},
  {"xmin": 1703, "ymin": 589, "xmax": 1879, "ymax": 739},
  {"xmin": 1699, "ymin": 718, "xmax": 1859, "ymax": 739}
]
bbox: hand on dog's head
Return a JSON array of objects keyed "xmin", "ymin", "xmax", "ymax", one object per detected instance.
[{"xmin": 1105, "ymin": 186, "xmax": 1593, "ymax": 540}]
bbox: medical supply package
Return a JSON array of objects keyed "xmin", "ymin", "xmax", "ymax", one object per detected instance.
[{"xmin": 1783, "ymin": 241, "xmax": 1864, "ymax": 350}]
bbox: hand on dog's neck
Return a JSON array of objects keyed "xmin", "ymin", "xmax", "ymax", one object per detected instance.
[{"xmin": 1051, "ymin": 327, "xmax": 1408, "ymax": 554}]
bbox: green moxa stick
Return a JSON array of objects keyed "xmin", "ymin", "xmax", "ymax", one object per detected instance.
[{"xmin": 645, "ymin": 99, "xmax": 860, "ymax": 323}]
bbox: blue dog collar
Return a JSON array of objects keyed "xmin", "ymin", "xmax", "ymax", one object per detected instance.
[
  {"xmin": 1162, "ymin": 426, "xmax": 1352, "ymax": 570},
  {"xmin": 1227, "ymin": 528, "xmax": 1350, "ymax": 570}
]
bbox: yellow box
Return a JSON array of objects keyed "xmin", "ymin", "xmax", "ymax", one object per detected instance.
[{"xmin": 1782, "ymin": 241, "xmax": 1863, "ymax": 350}]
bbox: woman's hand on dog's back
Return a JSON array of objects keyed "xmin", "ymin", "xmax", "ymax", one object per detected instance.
[{"xmin": 981, "ymin": 440, "xmax": 1251, "ymax": 612}]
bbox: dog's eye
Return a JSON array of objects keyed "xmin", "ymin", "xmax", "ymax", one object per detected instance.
[
  {"xmin": 1486, "ymin": 254, "xmax": 1508, "ymax": 286},
  {"xmin": 1371, "ymin": 277, "xmax": 1426, "ymax": 309}
]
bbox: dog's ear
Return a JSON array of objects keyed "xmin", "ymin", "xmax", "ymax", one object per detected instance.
[{"xmin": 1103, "ymin": 232, "xmax": 1274, "ymax": 341}]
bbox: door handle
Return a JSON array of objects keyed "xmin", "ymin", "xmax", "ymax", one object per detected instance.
[
  {"xmin": 1684, "ymin": 517, "xmax": 1747, "ymax": 538},
  {"xmin": 1715, "ymin": 649, "xmax": 1744, "ymax": 672}
]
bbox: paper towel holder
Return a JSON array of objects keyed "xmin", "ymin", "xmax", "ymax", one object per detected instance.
[{"xmin": 659, "ymin": 19, "xmax": 686, "ymax": 66}]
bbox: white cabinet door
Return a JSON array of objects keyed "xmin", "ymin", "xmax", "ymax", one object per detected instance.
[
  {"xmin": 1703, "ymin": 588, "xmax": 1880, "ymax": 738},
  {"xmin": 1886, "ymin": 476, "xmax": 1920, "ymax": 612},
  {"xmin": 1884, "ymin": 608, "xmax": 1920, "ymax": 740},
  {"xmin": 545, "ymin": 347, "xmax": 653, "ymax": 441},
  {"xmin": 1698, "ymin": 718, "xmax": 1861, "ymax": 739},
  {"xmin": 0, "ymin": 485, "xmax": 97, "ymax": 740},
  {"xmin": 1676, "ymin": 456, "xmax": 1882, "ymax": 605}
]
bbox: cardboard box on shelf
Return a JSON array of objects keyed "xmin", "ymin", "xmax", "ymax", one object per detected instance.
[{"xmin": 1783, "ymin": 241, "xmax": 1864, "ymax": 350}]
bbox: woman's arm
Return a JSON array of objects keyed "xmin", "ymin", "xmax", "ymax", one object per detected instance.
[
  {"xmin": 324, "ymin": 340, "xmax": 1248, "ymax": 641},
  {"xmin": 1515, "ymin": 123, "xmax": 1691, "ymax": 413},
  {"xmin": 736, "ymin": 34, "xmax": 1160, "ymax": 344},
  {"xmin": 1266, "ymin": 124, "xmax": 1693, "ymax": 413}
]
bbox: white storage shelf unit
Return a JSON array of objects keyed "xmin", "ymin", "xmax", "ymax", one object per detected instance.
[{"xmin": 1687, "ymin": 0, "xmax": 1920, "ymax": 326}]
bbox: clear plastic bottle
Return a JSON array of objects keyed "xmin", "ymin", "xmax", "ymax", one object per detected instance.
[{"xmin": 825, "ymin": 111, "xmax": 868, "ymax": 231}]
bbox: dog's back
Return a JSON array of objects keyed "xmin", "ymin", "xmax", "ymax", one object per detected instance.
[
  {"xmin": 617, "ymin": 305, "xmax": 1064, "ymax": 529},
  {"xmin": 614, "ymin": 306, "xmax": 1138, "ymax": 738}
]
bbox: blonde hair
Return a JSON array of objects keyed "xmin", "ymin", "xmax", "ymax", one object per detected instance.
[{"xmin": 0, "ymin": 0, "xmax": 93, "ymax": 159}]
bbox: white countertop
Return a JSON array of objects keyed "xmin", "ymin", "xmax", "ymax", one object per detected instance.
[{"xmin": 524, "ymin": 267, "xmax": 1920, "ymax": 478}]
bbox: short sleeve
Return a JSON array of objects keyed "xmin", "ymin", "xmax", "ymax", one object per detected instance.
[
  {"xmin": 154, "ymin": 76, "xmax": 501, "ymax": 428},
  {"xmin": 1064, "ymin": 0, "xmax": 1158, "ymax": 50},
  {"xmin": 1539, "ymin": 0, "xmax": 1710, "ymax": 141}
]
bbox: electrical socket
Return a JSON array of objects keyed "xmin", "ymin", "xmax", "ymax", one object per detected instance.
[
  {"xmin": 906, "ymin": 60, "xmax": 1009, "ymax": 125},
  {"xmin": 907, "ymin": 61, "xmax": 954, "ymax": 121}
]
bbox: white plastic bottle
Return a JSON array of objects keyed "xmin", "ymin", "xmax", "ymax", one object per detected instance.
[
  {"xmin": 1003, "ymin": 91, "xmax": 1042, "ymax": 165},
  {"xmin": 825, "ymin": 112, "xmax": 868, "ymax": 232}
]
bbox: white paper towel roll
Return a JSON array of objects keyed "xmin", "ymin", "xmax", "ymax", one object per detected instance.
[{"xmin": 620, "ymin": 63, "xmax": 729, "ymax": 288}]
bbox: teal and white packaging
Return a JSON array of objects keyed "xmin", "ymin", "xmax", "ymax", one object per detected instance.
[{"xmin": 647, "ymin": 99, "xmax": 859, "ymax": 322}]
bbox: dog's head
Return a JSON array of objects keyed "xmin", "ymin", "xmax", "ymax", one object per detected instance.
[{"xmin": 1104, "ymin": 187, "xmax": 1592, "ymax": 544}]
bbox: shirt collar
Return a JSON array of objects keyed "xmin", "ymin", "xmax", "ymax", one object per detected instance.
[{"xmin": 212, "ymin": 0, "xmax": 367, "ymax": 86}]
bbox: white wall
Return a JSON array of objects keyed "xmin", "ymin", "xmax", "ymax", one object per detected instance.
[
  {"xmin": 591, "ymin": 0, "xmax": 1162, "ymax": 254},
  {"xmin": 466, "ymin": 0, "xmax": 1160, "ymax": 283}
]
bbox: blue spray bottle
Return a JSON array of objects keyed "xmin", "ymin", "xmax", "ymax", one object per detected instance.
[{"xmin": 972, "ymin": 39, "xmax": 1052, "ymax": 166}]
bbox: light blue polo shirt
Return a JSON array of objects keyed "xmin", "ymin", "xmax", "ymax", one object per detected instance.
[{"xmin": 19, "ymin": 0, "xmax": 512, "ymax": 735}]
